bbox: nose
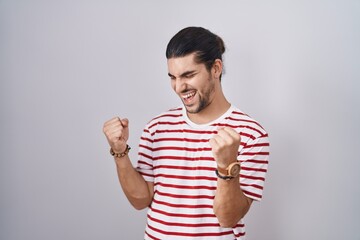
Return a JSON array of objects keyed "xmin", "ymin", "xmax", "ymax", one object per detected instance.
[{"xmin": 173, "ymin": 78, "xmax": 186, "ymax": 93}]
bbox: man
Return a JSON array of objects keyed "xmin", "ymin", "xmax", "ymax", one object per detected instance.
[{"xmin": 103, "ymin": 26, "xmax": 269, "ymax": 240}]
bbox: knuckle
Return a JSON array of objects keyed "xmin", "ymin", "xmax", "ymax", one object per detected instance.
[
  {"xmin": 212, "ymin": 147, "xmax": 220, "ymax": 154},
  {"xmin": 104, "ymin": 129, "xmax": 110, "ymax": 136}
]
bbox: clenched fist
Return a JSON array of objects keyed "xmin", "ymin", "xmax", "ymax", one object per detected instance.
[
  {"xmin": 103, "ymin": 117, "xmax": 129, "ymax": 154},
  {"xmin": 209, "ymin": 127, "xmax": 241, "ymax": 168}
]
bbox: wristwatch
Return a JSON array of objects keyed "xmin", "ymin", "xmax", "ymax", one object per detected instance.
[{"xmin": 215, "ymin": 162, "xmax": 241, "ymax": 180}]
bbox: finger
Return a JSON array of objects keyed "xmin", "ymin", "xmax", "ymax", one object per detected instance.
[
  {"xmin": 104, "ymin": 117, "xmax": 121, "ymax": 129},
  {"xmin": 218, "ymin": 127, "xmax": 240, "ymax": 141},
  {"xmin": 217, "ymin": 126, "xmax": 225, "ymax": 131},
  {"xmin": 103, "ymin": 121, "xmax": 122, "ymax": 133},
  {"xmin": 107, "ymin": 127, "xmax": 122, "ymax": 136},
  {"xmin": 108, "ymin": 126, "xmax": 126, "ymax": 138},
  {"xmin": 108, "ymin": 132, "xmax": 121, "ymax": 142},
  {"xmin": 216, "ymin": 128, "xmax": 233, "ymax": 143},
  {"xmin": 222, "ymin": 127, "xmax": 238, "ymax": 137},
  {"xmin": 211, "ymin": 134, "xmax": 226, "ymax": 147},
  {"xmin": 108, "ymin": 117, "xmax": 122, "ymax": 124},
  {"xmin": 222, "ymin": 127, "xmax": 241, "ymax": 142},
  {"xmin": 121, "ymin": 118, "xmax": 129, "ymax": 128},
  {"xmin": 105, "ymin": 131, "xmax": 121, "ymax": 143},
  {"xmin": 209, "ymin": 138, "xmax": 219, "ymax": 149}
]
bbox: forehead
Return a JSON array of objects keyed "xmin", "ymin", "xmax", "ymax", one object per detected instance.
[{"xmin": 167, "ymin": 53, "xmax": 204, "ymax": 75}]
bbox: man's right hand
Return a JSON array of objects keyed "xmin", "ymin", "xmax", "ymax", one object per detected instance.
[{"xmin": 103, "ymin": 117, "xmax": 129, "ymax": 154}]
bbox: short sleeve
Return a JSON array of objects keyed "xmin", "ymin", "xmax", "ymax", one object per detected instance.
[
  {"xmin": 136, "ymin": 127, "xmax": 154, "ymax": 182},
  {"xmin": 238, "ymin": 134, "xmax": 269, "ymax": 201}
]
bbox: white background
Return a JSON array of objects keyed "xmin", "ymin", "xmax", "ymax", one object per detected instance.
[{"xmin": 1, "ymin": 0, "xmax": 359, "ymax": 239}]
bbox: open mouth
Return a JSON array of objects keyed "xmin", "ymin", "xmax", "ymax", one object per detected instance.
[{"xmin": 182, "ymin": 91, "xmax": 196, "ymax": 104}]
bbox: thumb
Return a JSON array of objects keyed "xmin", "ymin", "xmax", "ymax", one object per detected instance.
[{"xmin": 121, "ymin": 118, "xmax": 129, "ymax": 128}]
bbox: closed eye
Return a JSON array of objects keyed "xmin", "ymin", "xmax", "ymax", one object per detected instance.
[
  {"xmin": 168, "ymin": 70, "xmax": 197, "ymax": 80},
  {"xmin": 168, "ymin": 73, "xmax": 176, "ymax": 80},
  {"xmin": 181, "ymin": 70, "xmax": 197, "ymax": 79},
  {"xmin": 184, "ymin": 73, "xmax": 196, "ymax": 79}
]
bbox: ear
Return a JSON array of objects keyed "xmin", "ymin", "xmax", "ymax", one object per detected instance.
[{"xmin": 212, "ymin": 59, "xmax": 223, "ymax": 80}]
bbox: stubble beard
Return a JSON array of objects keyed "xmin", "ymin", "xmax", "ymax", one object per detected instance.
[{"xmin": 184, "ymin": 78, "xmax": 215, "ymax": 114}]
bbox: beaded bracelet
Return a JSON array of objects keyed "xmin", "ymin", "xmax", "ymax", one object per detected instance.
[{"xmin": 110, "ymin": 145, "xmax": 131, "ymax": 158}]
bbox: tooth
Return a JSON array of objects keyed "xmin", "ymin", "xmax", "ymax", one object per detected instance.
[{"xmin": 183, "ymin": 92, "xmax": 195, "ymax": 99}]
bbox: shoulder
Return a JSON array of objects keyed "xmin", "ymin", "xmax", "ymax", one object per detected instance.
[
  {"xmin": 228, "ymin": 106, "xmax": 268, "ymax": 139},
  {"xmin": 144, "ymin": 106, "xmax": 184, "ymax": 133}
]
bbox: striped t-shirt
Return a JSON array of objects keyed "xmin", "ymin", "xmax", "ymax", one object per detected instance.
[{"xmin": 136, "ymin": 105, "xmax": 269, "ymax": 240}]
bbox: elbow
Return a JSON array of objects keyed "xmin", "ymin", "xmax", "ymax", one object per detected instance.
[
  {"xmin": 219, "ymin": 221, "xmax": 236, "ymax": 228},
  {"xmin": 132, "ymin": 203, "xmax": 148, "ymax": 210},
  {"xmin": 213, "ymin": 204, "xmax": 246, "ymax": 228},
  {"xmin": 129, "ymin": 196, "xmax": 152, "ymax": 210},
  {"xmin": 216, "ymin": 216, "xmax": 240, "ymax": 228},
  {"xmin": 213, "ymin": 208, "xmax": 240, "ymax": 228}
]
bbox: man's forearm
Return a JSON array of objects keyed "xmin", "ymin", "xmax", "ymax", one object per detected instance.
[
  {"xmin": 213, "ymin": 178, "xmax": 252, "ymax": 228},
  {"xmin": 115, "ymin": 156, "xmax": 153, "ymax": 210}
]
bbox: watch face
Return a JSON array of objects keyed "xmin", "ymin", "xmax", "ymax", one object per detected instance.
[{"xmin": 229, "ymin": 163, "xmax": 241, "ymax": 177}]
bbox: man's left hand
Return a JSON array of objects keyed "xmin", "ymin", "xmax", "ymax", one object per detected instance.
[{"xmin": 209, "ymin": 127, "xmax": 241, "ymax": 168}]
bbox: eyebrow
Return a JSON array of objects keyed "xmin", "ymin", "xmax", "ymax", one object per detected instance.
[{"xmin": 168, "ymin": 70, "xmax": 197, "ymax": 79}]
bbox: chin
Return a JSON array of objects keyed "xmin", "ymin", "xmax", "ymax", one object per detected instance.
[{"xmin": 184, "ymin": 105, "xmax": 199, "ymax": 114}]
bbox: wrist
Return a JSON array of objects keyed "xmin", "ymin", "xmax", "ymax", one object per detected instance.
[
  {"xmin": 216, "ymin": 160, "xmax": 236, "ymax": 174},
  {"xmin": 217, "ymin": 163, "xmax": 229, "ymax": 172},
  {"xmin": 216, "ymin": 161, "xmax": 241, "ymax": 180},
  {"xmin": 114, "ymin": 143, "xmax": 127, "ymax": 153},
  {"xmin": 110, "ymin": 144, "xmax": 131, "ymax": 158}
]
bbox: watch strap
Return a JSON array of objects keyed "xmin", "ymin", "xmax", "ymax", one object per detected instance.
[
  {"xmin": 217, "ymin": 165, "xmax": 228, "ymax": 176},
  {"xmin": 215, "ymin": 169, "xmax": 234, "ymax": 180}
]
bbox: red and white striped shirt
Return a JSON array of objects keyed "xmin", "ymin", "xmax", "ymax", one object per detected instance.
[{"xmin": 136, "ymin": 105, "xmax": 269, "ymax": 240}]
